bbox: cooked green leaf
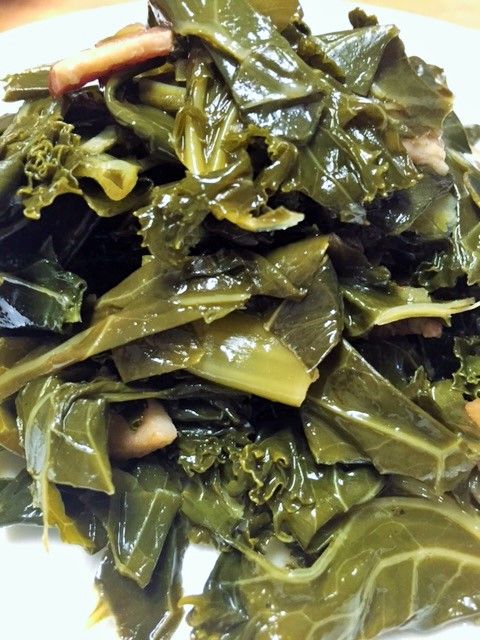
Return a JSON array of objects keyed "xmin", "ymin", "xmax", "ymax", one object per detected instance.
[
  {"xmin": 285, "ymin": 94, "xmax": 418, "ymax": 217},
  {"xmin": 96, "ymin": 516, "xmax": 187, "ymax": 640},
  {"xmin": 237, "ymin": 428, "xmax": 383, "ymax": 549},
  {"xmin": 113, "ymin": 326, "xmax": 204, "ymax": 382},
  {"xmin": 105, "ymin": 72, "xmax": 176, "ymax": 161},
  {"xmin": 189, "ymin": 312, "xmax": 316, "ymax": 406},
  {"xmin": 314, "ymin": 24, "xmax": 398, "ymax": 95},
  {"xmin": 342, "ymin": 282, "xmax": 479, "ymax": 337},
  {"xmin": 188, "ymin": 497, "xmax": 480, "ymax": 639},
  {"xmin": 303, "ymin": 340, "xmax": 475, "ymax": 491},
  {"xmin": 16, "ymin": 376, "xmax": 115, "ymax": 531},
  {"xmin": 91, "ymin": 463, "xmax": 181, "ymax": 587},
  {"xmin": 0, "ymin": 255, "xmax": 86, "ymax": 332},
  {"xmin": 0, "ymin": 469, "xmax": 42, "ymax": 527},
  {"xmin": 265, "ymin": 257, "xmax": 343, "ymax": 370}
]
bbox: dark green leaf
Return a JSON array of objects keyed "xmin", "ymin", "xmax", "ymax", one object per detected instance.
[
  {"xmin": 0, "ymin": 255, "xmax": 86, "ymax": 332},
  {"xmin": 237, "ymin": 428, "xmax": 383, "ymax": 549},
  {"xmin": 0, "ymin": 469, "xmax": 42, "ymax": 527},
  {"xmin": 90, "ymin": 463, "xmax": 181, "ymax": 588},
  {"xmin": 314, "ymin": 24, "xmax": 398, "ymax": 95},
  {"xmin": 16, "ymin": 377, "xmax": 116, "ymax": 525},
  {"xmin": 265, "ymin": 257, "xmax": 343, "ymax": 370},
  {"xmin": 285, "ymin": 93, "xmax": 418, "ymax": 217},
  {"xmin": 151, "ymin": 0, "xmax": 325, "ymax": 143},
  {"xmin": 371, "ymin": 38, "xmax": 454, "ymax": 135},
  {"xmin": 96, "ymin": 516, "xmax": 187, "ymax": 640},
  {"xmin": 188, "ymin": 497, "xmax": 480, "ymax": 639},
  {"xmin": 303, "ymin": 340, "xmax": 475, "ymax": 491}
]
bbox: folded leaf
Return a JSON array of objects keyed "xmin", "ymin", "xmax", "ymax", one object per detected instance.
[
  {"xmin": 0, "ymin": 98, "xmax": 150, "ymax": 220},
  {"xmin": 303, "ymin": 340, "xmax": 475, "ymax": 492},
  {"xmin": 342, "ymin": 282, "xmax": 480, "ymax": 336},
  {"xmin": 91, "ymin": 463, "xmax": 181, "ymax": 588},
  {"xmin": 96, "ymin": 517, "xmax": 187, "ymax": 640},
  {"xmin": 188, "ymin": 497, "xmax": 480, "ymax": 639},
  {"xmin": 189, "ymin": 312, "xmax": 316, "ymax": 406},
  {"xmin": 371, "ymin": 39, "xmax": 454, "ymax": 135},
  {"xmin": 265, "ymin": 257, "xmax": 343, "ymax": 371},
  {"xmin": 314, "ymin": 24, "xmax": 398, "ymax": 95},
  {"xmin": 237, "ymin": 428, "xmax": 383, "ymax": 549},
  {"xmin": 16, "ymin": 376, "xmax": 115, "ymax": 535},
  {"xmin": 285, "ymin": 93, "xmax": 418, "ymax": 217},
  {"xmin": 0, "ymin": 255, "xmax": 86, "ymax": 332},
  {"xmin": 105, "ymin": 72, "xmax": 176, "ymax": 161}
]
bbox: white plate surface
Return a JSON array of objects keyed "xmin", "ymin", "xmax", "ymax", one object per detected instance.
[{"xmin": 0, "ymin": 2, "xmax": 479, "ymax": 639}]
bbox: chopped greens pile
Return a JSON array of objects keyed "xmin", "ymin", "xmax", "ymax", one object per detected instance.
[{"xmin": 1, "ymin": 1, "xmax": 480, "ymax": 639}]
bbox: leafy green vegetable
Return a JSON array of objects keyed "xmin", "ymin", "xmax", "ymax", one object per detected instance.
[
  {"xmin": 343, "ymin": 282, "xmax": 479, "ymax": 337},
  {"xmin": 0, "ymin": 98, "xmax": 151, "ymax": 220},
  {"xmin": 313, "ymin": 24, "xmax": 398, "ymax": 95},
  {"xmin": 453, "ymin": 336, "xmax": 480, "ymax": 399},
  {"xmin": 303, "ymin": 340, "xmax": 475, "ymax": 491},
  {"xmin": 265, "ymin": 256, "xmax": 343, "ymax": 370},
  {"xmin": 188, "ymin": 497, "xmax": 480, "ymax": 639},
  {"xmin": 90, "ymin": 463, "xmax": 181, "ymax": 587},
  {"xmin": 0, "ymin": 469, "xmax": 101, "ymax": 550},
  {"xmin": 96, "ymin": 516, "xmax": 187, "ymax": 640},
  {"xmin": 371, "ymin": 39, "xmax": 454, "ymax": 135},
  {"xmin": 113, "ymin": 326, "xmax": 204, "ymax": 382},
  {"xmin": 104, "ymin": 72, "xmax": 176, "ymax": 161},
  {"xmin": 16, "ymin": 376, "xmax": 116, "ymax": 531},
  {"xmin": 189, "ymin": 312, "xmax": 316, "ymax": 406},
  {"xmin": 152, "ymin": 0, "xmax": 321, "ymax": 110},
  {"xmin": 284, "ymin": 92, "xmax": 419, "ymax": 218},
  {"xmin": 416, "ymin": 113, "xmax": 480, "ymax": 289},
  {"xmin": 0, "ymin": 469, "xmax": 42, "ymax": 527},
  {"xmin": 236, "ymin": 428, "xmax": 383, "ymax": 549},
  {"xmin": 0, "ymin": 254, "xmax": 86, "ymax": 332},
  {"xmin": 1, "ymin": 3, "xmax": 480, "ymax": 639}
]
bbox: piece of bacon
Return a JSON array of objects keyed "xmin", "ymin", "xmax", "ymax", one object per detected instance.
[{"xmin": 49, "ymin": 25, "xmax": 173, "ymax": 99}]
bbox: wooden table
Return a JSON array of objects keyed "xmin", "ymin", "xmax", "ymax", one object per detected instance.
[{"xmin": 1, "ymin": 0, "xmax": 479, "ymax": 32}]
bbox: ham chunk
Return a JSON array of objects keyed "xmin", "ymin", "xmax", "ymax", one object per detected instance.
[
  {"xmin": 373, "ymin": 318, "xmax": 443, "ymax": 339},
  {"xmin": 465, "ymin": 398, "xmax": 480, "ymax": 429},
  {"xmin": 402, "ymin": 132, "xmax": 449, "ymax": 175},
  {"xmin": 108, "ymin": 400, "xmax": 177, "ymax": 460},
  {"xmin": 49, "ymin": 26, "xmax": 173, "ymax": 98}
]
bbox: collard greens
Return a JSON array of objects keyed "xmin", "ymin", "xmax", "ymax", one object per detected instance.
[{"xmin": 1, "ymin": 2, "xmax": 480, "ymax": 640}]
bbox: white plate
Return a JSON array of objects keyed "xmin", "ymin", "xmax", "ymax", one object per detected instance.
[{"xmin": 0, "ymin": 2, "xmax": 479, "ymax": 639}]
